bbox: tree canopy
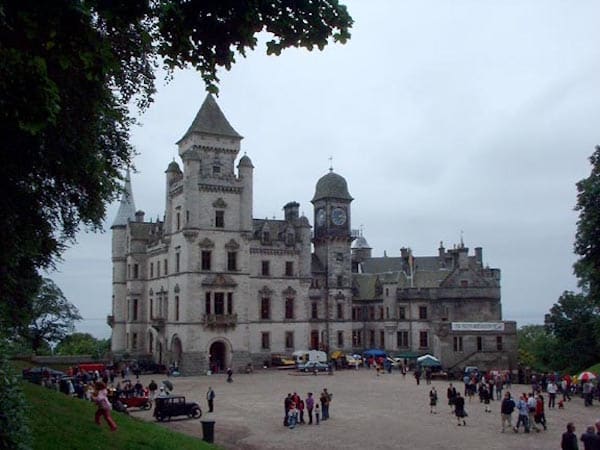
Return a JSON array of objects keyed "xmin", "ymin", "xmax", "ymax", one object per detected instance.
[
  {"xmin": 0, "ymin": 0, "xmax": 353, "ymax": 328},
  {"xmin": 574, "ymin": 145, "xmax": 600, "ymax": 300}
]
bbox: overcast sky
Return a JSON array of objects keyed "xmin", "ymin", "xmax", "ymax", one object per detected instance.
[{"xmin": 50, "ymin": 1, "xmax": 600, "ymax": 339}]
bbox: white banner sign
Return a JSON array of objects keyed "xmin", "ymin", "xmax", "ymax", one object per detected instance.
[{"xmin": 451, "ymin": 322, "xmax": 505, "ymax": 331}]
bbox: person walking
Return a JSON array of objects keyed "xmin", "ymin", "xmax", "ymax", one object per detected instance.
[
  {"xmin": 447, "ymin": 383, "xmax": 457, "ymax": 413},
  {"xmin": 547, "ymin": 380, "xmax": 558, "ymax": 408},
  {"xmin": 500, "ymin": 392, "xmax": 515, "ymax": 433},
  {"xmin": 92, "ymin": 381, "xmax": 117, "ymax": 432},
  {"xmin": 429, "ymin": 387, "xmax": 438, "ymax": 414},
  {"xmin": 535, "ymin": 394, "xmax": 547, "ymax": 431},
  {"xmin": 514, "ymin": 394, "xmax": 530, "ymax": 433},
  {"xmin": 454, "ymin": 392, "xmax": 466, "ymax": 426},
  {"xmin": 207, "ymin": 386, "xmax": 215, "ymax": 413},
  {"xmin": 226, "ymin": 367, "xmax": 233, "ymax": 383},
  {"xmin": 561, "ymin": 422, "xmax": 579, "ymax": 450},
  {"xmin": 148, "ymin": 379, "xmax": 158, "ymax": 400},
  {"xmin": 528, "ymin": 392, "xmax": 539, "ymax": 432},
  {"xmin": 481, "ymin": 384, "xmax": 491, "ymax": 413}
]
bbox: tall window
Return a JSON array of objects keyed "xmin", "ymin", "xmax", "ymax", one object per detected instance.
[
  {"xmin": 175, "ymin": 253, "xmax": 180, "ymax": 272},
  {"xmin": 419, "ymin": 331, "xmax": 428, "ymax": 348},
  {"xmin": 453, "ymin": 336, "xmax": 463, "ymax": 352},
  {"xmin": 337, "ymin": 303, "xmax": 344, "ymax": 319},
  {"xmin": 214, "ymin": 292, "xmax": 225, "ymax": 315},
  {"xmin": 150, "ymin": 297, "xmax": 154, "ymax": 318},
  {"xmin": 285, "ymin": 297, "xmax": 294, "ymax": 319},
  {"xmin": 176, "ymin": 212, "xmax": 180, "ymax": 230},
  {"xmin": 419, "ymin": 306, "xmax": 427, "ymax": 319},
  {"xmin": 227, "ymin": 293, "xmax": 233, "ymax": 314},
  {"xmin": 175, "ymin": 296, "xmax": 180, "ymax": 321},
  {"xmin": 337, "ymin": 275, "xmax": 343, "ymax": 288},
  {"xmin": 150, "ymin": 262, "xmax": 154, "ymax": 278},
  {"xmin": 379, "ymin": 306, "xmax": 384, "ymax": 320},
  {"xmin": 496, "ymin": 336, "xmax": 503, "ymax": 351},
  {"xmin": 261, "ymin": 332, "xmax": 270, "ymax": 350},
  {"xmin": 285, "ymin": 331, "xmax": 294, "ymax": 349},
  {"xmin": 227, "ymin": 252, "xmax": 237, "ymax": 271},
  {"xmin": 163, "ymin": 259, "xmax": 168, "ymax": 275},
  {"xmin": 380, "ymin": 330, "xmax": 385, "ymax": 348},
  {"xmin": 132, "ymin": 333, "xmax": 138, "ymax": 350},
  {"xmin": 337, "ymin": 331, "xmax": 344, "ymax": 347},
  {"xmin": 157, "ymin": 260, "xmax": 160, "ymax": 277},
  {"xmin": 369, "ymin": 306, "xmax": 375, "ymax": 320},
  {"xmin": 261, "ymin": 297, "xmax": 270, "ymax": 320},
  {"xmin": 285, "ymin": 261, "xmax": 294, "ymax": 276},
  {"xmin": 369, "ymin": 330, "xmax": 375, "ymax": 347},
  {"xmin": 477, "ymin": 336, "xmax": 483, "ymax": 351},
  {"xmin": 311, "ymin": 302, "xmax": 318, "ymax": 319},
  {"xmin": 353, "ymin": 330, "xmax": 362, "ymax": 347},
  {"xmin": 261, "ymin": 260, "xmax": 270, "ymax": 276},
  {"xmin": 132, "ymin": 298, "xmax": 138, "ymax": 321},
  {"xmin": 201, "ymin": 251, "xmax": 211, "ymax": 271},
  {"xmin": 133, "ymin": 264, "xmax": 139, "ymax": 279},
  {"xmin": 215, "ymin": 210, "xmax": 224, "ymax": 228},
  {"xmin": 397, "ymin": 331, "xmax": 408, "ymax": 348},
  {"xmin": 205, "ymin": 292, "xmax": 211, "ymax": 315}
]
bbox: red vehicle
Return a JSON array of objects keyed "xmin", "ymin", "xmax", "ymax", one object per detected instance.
[
  {"xmin": 78, "ymin": 363, "xmax": 106, "ymax": 373},
  {"xmin": 120, "ymin": 396, "xmax": 152, "ymax": 410}
]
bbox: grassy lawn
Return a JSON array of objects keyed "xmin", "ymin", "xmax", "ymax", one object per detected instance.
[{"xmin": 22, "ymin": 381, "xmax": 219, "ymax": 450}]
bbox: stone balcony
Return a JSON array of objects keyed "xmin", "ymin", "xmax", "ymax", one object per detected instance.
[{"xmin": 203, "ymin": 313, "xmax": 238, "ymax": 328}]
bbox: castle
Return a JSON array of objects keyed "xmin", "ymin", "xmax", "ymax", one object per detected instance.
[{"xmin": 108, "ymin": 95, "xmax": 517, "ymax": 374}]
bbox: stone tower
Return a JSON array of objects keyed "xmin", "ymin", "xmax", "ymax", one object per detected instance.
[{"xmin": 311, "ymin": 170, "xmax": 354, "ymax": 353}]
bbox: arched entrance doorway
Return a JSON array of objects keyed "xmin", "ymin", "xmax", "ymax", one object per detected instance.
[
  {"xmin": 171, "ymin": 336, "xmax": 183, "ymax": 368},
  {"xmin": 209, "ymin": 341, "xmax": 227, "ymax": 373}
]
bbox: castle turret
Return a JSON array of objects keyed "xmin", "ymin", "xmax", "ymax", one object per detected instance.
[
  {"xmin": 110, "ymin": 170, "xmax": 136, "ymax": 352},
  {"xmin": 238, "ymin": 154, "xmax": 254, "ymax": 231}
]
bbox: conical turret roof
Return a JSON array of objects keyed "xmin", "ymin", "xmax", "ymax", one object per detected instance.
[
  {"xmin": 177, "ymin": 94, "xmax": 242, "ymax": 143},
  {"xmin": 111, "ymin": 170, "xmax": 136, "ymax": 227}
]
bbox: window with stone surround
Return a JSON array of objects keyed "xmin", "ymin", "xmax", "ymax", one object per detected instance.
[
  {"xmin": 380, "ymin": 330, "xmax": 385, "ymax": 348},
  {"xmin": 261, "ymin": 297, "xmax": 270, "ymax": 320},
  {"xmin": 419, "ymin": 331, "xmax": 428, "ymax": 348},
  {"xmin": 201, "ymin": 251, "xmax": 211, "ymax": 271},
  {"xmin": 477, "ymin": 336, "xmax": 483, "ymax": 351},
  {"xmin": 175, "ymin": 296, "xmax": 179, "ymax": 321},
  {"xmin": 453, "ymin": 336, "xmax": 463, "ymax": 352},
  {"xmin": 261, "ymin": 260, "xmax": 270, "ymax": 276},
  {"xmin": 337, "ymin": 331, "xmax": 344, "ymax": 347},
  {"xmin": 337, "ymin": 303, "xmax": 343, "ymax": 320},
  {"xmin": 227, "ymin": 293, "xmax": 233, "ymax": 314},
  {"xmin": 215, "ymin": 210, "xmax": 224, "ymax": 228},
  {"xmin": 227, "ymin": 252, "xmax": 237, "ymax": 271},
  {"xmin": 419, "ymin": 306, "xmax": 427, "ymax": 320},
  {"xmin": 398, "ymin": 306, "xmax": 406, "ymax": 319},
  {"xmin": 285, "ymin": 331, "xmax": 294, "ymax": 349},
  {"xmin": 397, "ymin": 331, "xmax": 408, "ymax": 348},
  {"xmin": 205, "ymin": 292, "xmax": 211, "ymax": 315},
  {"xmin": 261, "ymin": 332, "xmax": 270, "ymax": 350},
  {"xmin": 369, "ymin": 330, "xmax": 375, "ymax": 347},
  {"xmin": 353, "ymin": 330, "xmax": 362, "ymax": 347},
  {"xmin": 496, "ymin": 336, "xmax": 503, "ymax": 351},
  {"xmin": 285, "ymin": 297, "xmax": 294, "ymax": 319},
  {"xmin": 214, "ymin": 292, "xmax": 225, "ymax": 315},
  {"xmin": 311, "ymin": 302, "xmax": 318, "ymax": 319},
  {"xmin": 175, "ymin": 253, "xmax": 180, "ymax": 272},
  {"xmin": 285, "ymin": 261, "xmax": 294, "ymax": 277},
  {"xmin": 164, "ymin": 259, "xmax": 168, "ymax": 275},
  {"xmin": 150, "ymin": 262, "xmax": 154, "ymax": 278}
]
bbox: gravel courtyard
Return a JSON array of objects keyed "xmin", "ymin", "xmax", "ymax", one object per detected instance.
[{"xmin": 131, "ymin": 368, "xmax": 599, "ymax": 449}]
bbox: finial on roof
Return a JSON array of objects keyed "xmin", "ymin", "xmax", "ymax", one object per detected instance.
[
  {"xmin": 328, "ymin": 156, "xmax": 333, "ymax": 172},
  {"xmin": 460, "ymin": 230, "xmax": 464, "ymax": 248}
]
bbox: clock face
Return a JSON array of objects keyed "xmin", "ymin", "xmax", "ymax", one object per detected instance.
[
  {"xmin": 331, "ymin": 207, "xmax": 347, "ymax": 226},
  {"xmin": 316, "ymin": 208, "xmax": 326, "ymax": 227}
]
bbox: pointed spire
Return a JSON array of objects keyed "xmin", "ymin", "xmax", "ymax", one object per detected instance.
[
  {"xmin": 111, "ymin": 169, "xmax": 136, "ymax": 228},
  {"xmin": 177, "ymin": 94, "xmax": 242, "ymax": 144}
]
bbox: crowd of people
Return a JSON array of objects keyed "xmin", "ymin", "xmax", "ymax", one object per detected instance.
[{"xmin": 283, "ymin": 389, "xmax": 332, "ymax": 429}]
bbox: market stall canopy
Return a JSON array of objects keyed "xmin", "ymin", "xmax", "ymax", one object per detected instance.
[
  {"xmin": 417, "ymin": 354, "xmax": 441, "ymax": 367},
  {"xmin": 363, "ymin": 349, "xmax": 387, "ymax": 358},
  {"xmin": 395, "ymin": 351, "xmax": 423, "ymax": 359}
]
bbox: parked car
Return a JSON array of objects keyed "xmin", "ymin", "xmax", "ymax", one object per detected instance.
[
  {"xmin": 297, "ymin": 361, "xmax": 329, "ymax": 373},
  {"xmin": 153, "ymin": 396, "xmax": 202, "ymax": 421}
]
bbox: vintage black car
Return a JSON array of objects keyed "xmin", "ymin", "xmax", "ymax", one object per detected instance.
[{"xmin": 153, "ymin": 395, "xmax": 202, "ymax": 421}]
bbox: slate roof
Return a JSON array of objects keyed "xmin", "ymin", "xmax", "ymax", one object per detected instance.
[
  {"xmin": 312, "ymin": 171, "xmax": 353, "ymax": 202},
  {"xmin": 111, "ymin": 171, "xmax": 136, "ymax": 228},
  {"xmin": 177, "ymin": 94, "xmax": 242, "ymax": 143}
]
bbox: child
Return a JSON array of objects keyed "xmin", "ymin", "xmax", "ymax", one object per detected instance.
[
  {"xmin": 315, "ymin": 404, "xmax": 320, "ymax": 425},
  {"xmin": 429, "ymin": 387, "xmax": 438, "ymax": 414}
]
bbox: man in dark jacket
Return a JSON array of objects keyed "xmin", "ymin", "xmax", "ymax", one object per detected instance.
[
  {"xmin": 561, "ymin": 422, "xmax": 579, "ymax": 450},
  {"xmin": 500, "ymin": 392, "xmax": 516, "ymax": 432}
]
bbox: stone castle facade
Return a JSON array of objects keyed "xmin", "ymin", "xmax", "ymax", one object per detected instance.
[{"xmin": 109, "ymin": 95, "xmax": 517, "ymax": 374}]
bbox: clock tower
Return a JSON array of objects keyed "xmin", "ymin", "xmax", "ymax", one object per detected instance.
[{"xmin": 311, "ymin": 169, "xmax": 354, "ymax": 353}]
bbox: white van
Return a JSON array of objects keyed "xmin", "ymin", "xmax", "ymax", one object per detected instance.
[{"xmin": 292, "ymin": 350, "xmax": 328, "ymax": 365}]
